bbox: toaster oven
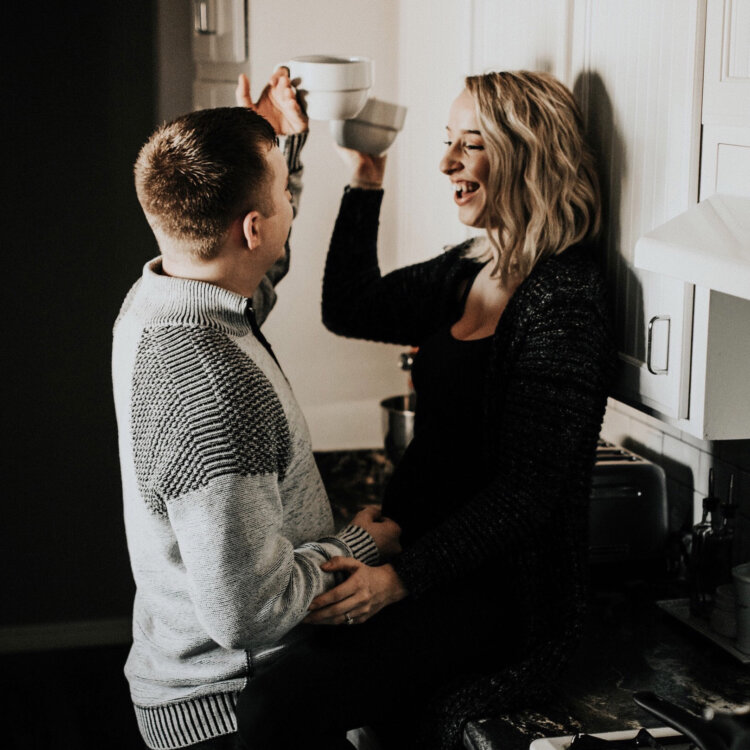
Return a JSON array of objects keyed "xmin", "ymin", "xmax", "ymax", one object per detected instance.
[{"xmin": 588, "ymin": 440, "xmax": 668, "ymax": 565}]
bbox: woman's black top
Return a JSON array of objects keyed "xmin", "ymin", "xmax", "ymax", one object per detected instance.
[{"xmin": 383, "ymin": 322, "xmax": 494, "ymax": 548}]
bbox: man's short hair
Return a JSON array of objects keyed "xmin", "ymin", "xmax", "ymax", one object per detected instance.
[{"xmin": 134, "ymin": 107, "xmax": 277, "ymax": 260}]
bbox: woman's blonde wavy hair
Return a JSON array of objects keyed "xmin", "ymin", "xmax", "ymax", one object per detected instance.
[{"xmin": 464, "ymin": 71, "xmax": 601, "ymax": 279}]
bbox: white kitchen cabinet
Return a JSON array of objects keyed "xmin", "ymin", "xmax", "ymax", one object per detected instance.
[
  {"xmin": 701, "ymin": 0, "xmax": 750, "ymax": 200},
  {"xmin": 701, "ymin": 0, "xmax": 750, "ymax": 199},
  {"xmin": 632, "ymin": 0, "xmax": 750, "ymax": 439},
  {"xmin": 693, "ymin": 0, "xmax": 750, "ymax": 441},
  {"xmin": 702, "ymin": 0, "xmax": 750, "ymax": 129}
]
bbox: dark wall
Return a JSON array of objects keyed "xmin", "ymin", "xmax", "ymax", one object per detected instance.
[{"xmin": 3, "ymin": 0, "xmax": 158, "ymax": 626}]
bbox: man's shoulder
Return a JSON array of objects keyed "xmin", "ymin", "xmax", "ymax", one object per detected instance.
[
  {"xmin": 133, "ymin": 324, "xmax": 278, "ymax": 408},
  {"xmin": 130, "ymin": 324, "xmax": 293, "ymax": 513},
  {"xmin": 113, "ymin": 278, "xmax": 143, "ymax": 330}
]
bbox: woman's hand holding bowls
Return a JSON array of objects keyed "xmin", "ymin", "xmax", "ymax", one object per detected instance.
[
  {"xmin": 304, "ymin": 559, "xmax": 408, "ymax": 626},
  {"xmin": 336, "ymin": 146, "xmax": 387, "ymax": 190},
  {"xmin": 235, "ymin": 68, "xmax": 308, "ymax": 135}
]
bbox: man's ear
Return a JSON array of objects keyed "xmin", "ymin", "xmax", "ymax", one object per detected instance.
[{"xmin": 242, "ymin": 211, "xmax": 262, "ymax": 251}]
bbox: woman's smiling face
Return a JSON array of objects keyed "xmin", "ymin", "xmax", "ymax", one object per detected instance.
[{"xmin": 439, "ymin": 89, "xmax": 490, "ymax": 228}]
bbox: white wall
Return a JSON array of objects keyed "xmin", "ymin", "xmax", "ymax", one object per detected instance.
[{"xmin": 248, "ymin": 0, "xmax": 409, "ymax": 450}]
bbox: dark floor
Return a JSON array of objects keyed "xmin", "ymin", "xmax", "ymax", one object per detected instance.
[{"xmin": 3, "ymin": 643, "xmax": 147, "ymax": 750}]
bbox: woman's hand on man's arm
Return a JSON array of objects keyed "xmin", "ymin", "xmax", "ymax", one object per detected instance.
[
  {"xmin": 350, "ymin": 505, "xmax": 402, "ymax": 559},
  {"xmin": 303, "ymin": 560, "xmax": 408, "ymax": 626}
]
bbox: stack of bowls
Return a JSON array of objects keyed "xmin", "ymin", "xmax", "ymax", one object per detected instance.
[
  {"xmin": 330, "ymin": 97, "xmax": 408, "ymax": 155},
  {"xmin": 284, "ymin": 55, "xmax": 373, "ymax": 121}
]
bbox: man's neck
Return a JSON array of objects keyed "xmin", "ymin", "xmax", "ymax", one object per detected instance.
[{"xmin": 160, "ymin": 250, "xmax": 262, "ymax": 300}]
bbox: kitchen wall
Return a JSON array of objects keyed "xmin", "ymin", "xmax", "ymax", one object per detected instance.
[
  {"xmin": 165, "ymin": 1, "xmax": 416, "ymax": 451},
  {"xmin": 250, "ymin": 0, "xmax": 410, "ymax": 450},
  {"xmin": 190, "ymin": 0, "xmax": 415, "ymax": 449}
]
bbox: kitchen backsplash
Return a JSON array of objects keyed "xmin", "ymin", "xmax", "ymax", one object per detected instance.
[{"xmin": 601, "ymin": 398, "xmax": 750, "ymax": 564}]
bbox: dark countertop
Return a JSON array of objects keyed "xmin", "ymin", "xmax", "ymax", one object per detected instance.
[
  {"xmin": 463, "ymin": 579, "xmax": 750, "ymax": 750},
  {"xmin": 314, "ymin": 449, "xmax": 391, "ymax": 527},
  {"xmin": 314, "ymin": 450, "xmax": 750, "ymax": 750}
]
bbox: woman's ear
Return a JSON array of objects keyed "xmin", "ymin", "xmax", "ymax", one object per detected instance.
[{"xmin": 242, "ymin": 211, "xmax": 262, "ymax": 251}]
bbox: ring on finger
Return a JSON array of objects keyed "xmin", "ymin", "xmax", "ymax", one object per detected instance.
[{"xmin": 344, "ymin": 612, "xmax": 355, "ymax": 626}]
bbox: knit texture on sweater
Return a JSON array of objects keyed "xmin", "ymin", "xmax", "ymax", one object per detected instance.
[{"xmin": 323, "ymin": 187, "xmax": 616, "ymax": 749}]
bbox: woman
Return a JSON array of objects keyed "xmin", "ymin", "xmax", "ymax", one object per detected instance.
[{"xmin": 237, "ymin": 71, "xmax": 615, "ymax": 750}]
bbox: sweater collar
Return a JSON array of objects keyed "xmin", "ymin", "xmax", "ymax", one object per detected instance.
[{"xmin": 134, "ymin": 257, "xmax": 252, "ymax": 335}]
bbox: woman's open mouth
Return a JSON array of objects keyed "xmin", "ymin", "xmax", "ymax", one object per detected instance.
[{"xmin": 453, "ymin": 181, "xmax": 480, "ymax": 205}]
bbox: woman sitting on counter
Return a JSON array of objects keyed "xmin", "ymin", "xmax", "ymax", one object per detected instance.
[{"xmin": 237, "ymin": 70, "xmax": 616, "ymax": 750}]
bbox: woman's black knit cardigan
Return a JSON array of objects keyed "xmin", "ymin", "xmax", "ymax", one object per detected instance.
[{"xmin": 323, "ymin": 188, "xmax": 616, "ymax": 749}]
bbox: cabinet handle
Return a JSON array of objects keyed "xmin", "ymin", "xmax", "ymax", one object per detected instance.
[
  {"xmin": 646, "ymin": 315, "xmax": 670, "ymax": 375},
  {"xmin": 193, "ymin": 0, "xmax": 217, "ymax": 35}
]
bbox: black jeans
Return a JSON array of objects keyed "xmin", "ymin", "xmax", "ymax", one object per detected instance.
[{"xmin": 236, "ymin": 575, "xmax": 516, "ymax": 750}]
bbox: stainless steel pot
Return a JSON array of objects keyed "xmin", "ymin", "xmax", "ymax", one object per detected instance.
[{"xmin": 380, "ymin": 393, "xmax": 416, "ymax": 464}]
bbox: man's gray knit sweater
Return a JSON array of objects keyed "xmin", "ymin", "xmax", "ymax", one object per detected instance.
[{"xmin": 112, "ymin": 134, "xmax": 378, "ymax": 749}]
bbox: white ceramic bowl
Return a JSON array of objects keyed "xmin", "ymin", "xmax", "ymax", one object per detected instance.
[
  {"xmin": 329, "ymin": 97, "xmax": 408, "ymax": 155},
  {"xmin": 301, "ymin": 88, "xmax": 370, "ymax": 121},
  {"xmin": 282, "ymin": 55, "xmax": 373, "ymax": 120},
  {"xmin": 285, "ymin": 55, "xmax": 373, "ymax": 91}
]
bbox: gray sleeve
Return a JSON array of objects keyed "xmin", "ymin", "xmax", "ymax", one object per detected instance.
[
  {"xmin": 252, "ymin": 131, "xmax": 308, "ymax": 326},
  {"xmin": 166, "ymin": 474, "xmax": 377, "ymax": 650}
]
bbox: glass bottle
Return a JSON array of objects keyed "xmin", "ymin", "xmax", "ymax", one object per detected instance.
[
  {"xmin": 714, "ymin": 474, "xmax": 737, "ymax": 586},
  {"xmin": 689, "ymin": 468, "xmax": 718, "ymax": 617}
]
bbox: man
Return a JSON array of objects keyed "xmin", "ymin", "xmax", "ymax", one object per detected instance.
[{"xmin": 112, "ymin": 69, "xmax": 400, "ymax": 750}]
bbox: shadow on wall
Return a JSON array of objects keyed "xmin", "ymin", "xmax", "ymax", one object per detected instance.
[{"xmin": 573, "ymin": 71, "xmax": 645, "ymax": 364}]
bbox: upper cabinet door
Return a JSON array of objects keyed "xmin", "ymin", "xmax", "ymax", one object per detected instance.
[
  {"xmin": 701, "ymin": 0, "xmax": 750, "ymax": 201},
  {"xmin": 569, "ymin": 0, "xmax": 706, "ymax": 419},
  {"xmin": 703, "ymin": 0, "xmax": 750, "ymax": 128}
]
